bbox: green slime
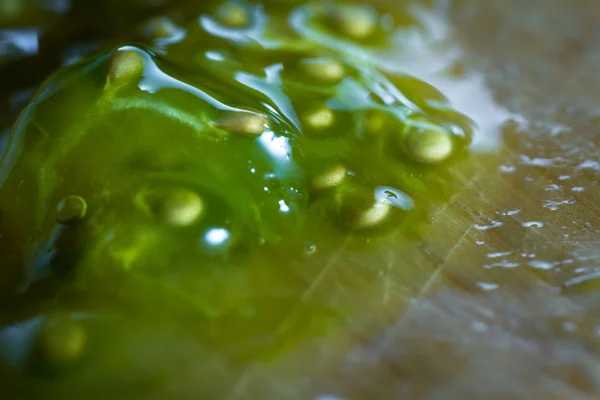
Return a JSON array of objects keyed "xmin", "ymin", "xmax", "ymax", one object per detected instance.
[{"xmin": 0, "ymin": 0, "xmax": 474, "ymax": 397}]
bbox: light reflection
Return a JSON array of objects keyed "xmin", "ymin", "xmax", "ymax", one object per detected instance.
[
  {"xmin": 9, "ymin": 88, "xmax": 34, "ymax": 111},
  {"xmin": 487, "ymin": 251, "xmax": 512, "ymax": 259},
  {"xmin": 476, "ymin": 282, "xmax": 499, "ymax": 291},
  {"xmin": 258, "ymin": 130, "xmax": 291, "ymax": 160},
  {"xmin": 130, "ymin": 46, "xmax": 236, "ymax": 112},
  {"xmin": 204, "ymin": 228, "xmax": 231, "ymax": 247},
  {"xmin": 256, "ymin": 129, "xmax": 299, "ymax": 192},
  {"xmin": 528, "ymin": 260, "xmax": 554, "ymax": 270},
  {"xmin": 38, "ymin": 0, "xmax": 71, "ymax": 14},
  {"xmin": 235, "ymin": 70, "xmax": 301, "ymax": 130},
  {"xmin": 522, "ymin": 221, "xmax": 544, "ymax": 228},
  {"xmin": 564, "ymin": 271, "xmax": 600, "ymax": 288},
  {"xmin": 279, "ymin": 199, "xmax": 290, "ymax": 213},
  {"xmin": 0, "ymin": 29, "xmax": 39, "ymax": 56},
  {"xmin": 0, "ymin": 316, "xmax": 44, "ymax": 367},
  {"xmin": 374, "ymin": 186, "xmax": 414, "ymax": 211},
  {"xmin": 205, "ymin": 50, "xmax": 226, "ymax": 62},
  {"xmin": 474, "ymin": 220, "xmax": 503, "ymax": 231},
  {"xmin": 155, "ymin": 26, "xmax": 187, "ymax": 47},
  {"xmin": 327, "ymin": 78, "xmax": 376, "ymax": 111}
]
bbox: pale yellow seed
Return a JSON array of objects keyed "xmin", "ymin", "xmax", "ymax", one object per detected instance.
[
  {"xmin": 299, "ymin": 59, "xmax": 345, "ymax": 83},
  {"xmin": 215, "ymin": 111, "xmax": 267, "ymax": 136},
  {"xmin": 365, "ymin": 111, "xmax": 387, "ymax": 135},
  {"xmin": 35, "ymin": 315, "xmax": 86, "ymax": 365},
  {"xmin": 106, "ymin": 50, "xmax": 145, "ymax": 89},
  {"xmin": 216, "ymin": 3, "xmax": 249, "ymax": 28},
  {"xmin": 312, "ymin": 164, "xmax": 347, "ymax": 190},
  {"xmin": 143, "ymin": 17, "xmax": 178, "ymax": 40},
  {"xmin": 332, "ymin": 6, "xmax": 377, "ymax": 40},
  {"xmin": 152, "ymin": 189, "xmax": 204, "ymax": 227},
  {"xmin": 303, "ymin": 107, "xmax": 335, "ymax": 130},
  {"xmin": 403, "ymin": 126, "xmax": 453, "ymax": 164},
  {"xmin": 352, "ymin": 201, "xmax": 392, "ymax": 229},
  {"xmin": 56, "ymin": 195, "xmax": 87, "ymax": 225}
]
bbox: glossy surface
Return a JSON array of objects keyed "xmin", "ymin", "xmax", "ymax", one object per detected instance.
[
  {"xmin": 0, "ymin": 1, "xmax": 473, "ymax": 396},
  {"xmin": 2, "ymin": 0, "xmax": 600, "ymax": 399}
]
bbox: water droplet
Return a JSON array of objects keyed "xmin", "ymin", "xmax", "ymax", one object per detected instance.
[
  {"xmin": 474, "ymin": 221, "xmax": 503, "ymax": 231},
  {"xmin": 564, "ymin": 271, "xmax": 600, "ymax": 288},
  {"xmin": 499, "ymin": 209, "xmax": 520, "ymax": 216},
  {"xmin": 304, "ymin": 242, "xmax": 317, "ymax": 256},
  {"xmin": 470, "ymin": 321, "xmax": 488, "ymax": 333},
  {"xmin": 576, "ymin": 160, "xmax": 600, "ymax": 172},
  {"xmin": 484, "ymin": 260, "xmax": 520, "ymax": 269},
  {"xmin": 476, "ymin": 282, "xmax": 499, "ymax": 291},
  {"xmin": 374, "ymin": 186, "xmax": 414, "ymax": 211},
  {"xmin": 543, "ymin": 199, "xmax": 575, "ymax": 211},
  {"xmin": 499, "ymin": 164, "xmax": 516, "ymax": 173},
  {"xmin": 562, "ymin": 321, "xmax": 577, "ymax": 332},
  {"xmin": 529, "ymin": 260, "xmax": 554, "ymax": 270},
  {"xmin": 522, "ymin": 221, "xmax": 544, "ymax": 228},
  {"xmin": 519, "ymin": 155, "xmax": 568, "ymax": 168},
  {"xmin": 544, "ymin": 184, "xmax": 560, "ymax": 191},
  {"xmin": 487, "ymin": 251, "xmax": 512, "ymax": 259}
]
